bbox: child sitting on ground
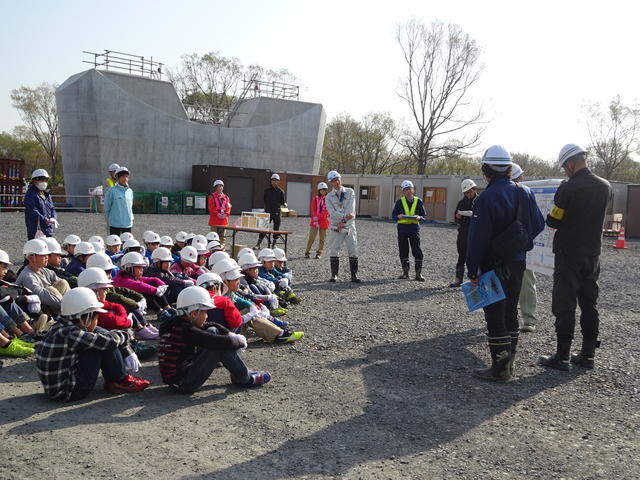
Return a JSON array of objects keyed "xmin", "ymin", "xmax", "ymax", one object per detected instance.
[
  {"xmin": 61, "ymin": 234, "xmax": 81, "ymax": 267},
  {"xmin": 35, "ymin": 287, "xmax": 150, "ymax": 401},
  {"xmin": 237, "ymin": 252, "xmax": 287, "ymax": 317},
  {"xmin": 160, "ymin": 236, "xmax": 180, "ymax": 262},
  {"xmin": 113, "ymin": 252, "xmax": 169, "ymax": 316},
  {"xmin": 44, "ymin": 237, "xmax": 78, "ymax": 288},
  {"xmin": 65, "ymin": 241, "xmax": 96, "ymax": 276},
  {"xmin": 171, "ymin": 246, "xmax": 206, "ymax": 281},
  {"xmin": 257, "ymin": 248, "xmax": 301, "ymax": 305},
  {"xmin": 273, "ymin": 248, "xmax": 293, "ymax": 283},
  {"xmin": 143, "ymin": 231, "xmax": 161, "ymax": 263},
  {"xmin": 105, "ymin": 234, "xmax": 123, "ymax": 262},
  {"xmin": 195, "ymin": 272, "xmax": 243, "ymax": 332},
  {"xmin": 146, "ymin": 247, "xmax": 194, "ymax": 303},
  {"xmin": 158, "ymin": 286, "xmax": 271, "ymax": 393}
]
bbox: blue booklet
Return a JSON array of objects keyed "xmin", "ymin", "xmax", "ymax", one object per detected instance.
[{"xmin": 460, "ymin": 270, "xmax": 506, "ymax": 312}]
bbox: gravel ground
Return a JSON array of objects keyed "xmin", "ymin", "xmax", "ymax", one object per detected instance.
[{"xmin": 0, "ymin": 211, "xmax": 639, "ymax": 480}]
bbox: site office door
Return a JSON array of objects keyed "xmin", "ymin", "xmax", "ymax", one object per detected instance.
[{"xmin": 423, "ymin": 187, "xmax": 447, "ymax": 221}]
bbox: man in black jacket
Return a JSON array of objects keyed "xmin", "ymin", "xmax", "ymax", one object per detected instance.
[
  {"xmin": 449, "ymin": 178, "xmax": 478, "ymax": 287},
  {"xmin": 256, "ymin": 173, "xmax": 286, "ymax": 249},
  {"xmin": 540, "ymin": 144, "xmax": 611, "ymax": 371}
]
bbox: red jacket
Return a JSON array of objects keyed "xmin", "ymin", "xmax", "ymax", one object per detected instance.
[
  {"xmin": 208, "ymin": 193, "xmax": 231, "ymax": 227},
  {"xmin": 206, "ymin": 290, "xmax": 243, "ymax": 329},
  {"xmin": 309, "ymin": 195, "xmax": 330, "ymax": 229},
  {"xmin": 97, "ymin": 300, "xmax": 133, "ymax": 330}
]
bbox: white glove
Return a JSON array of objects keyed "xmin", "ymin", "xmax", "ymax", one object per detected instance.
[
  {"xmin": 25, "ymin": 294, "xmax": 40, "ymax": 304},
  {"xmin": 124, "ymin": 353, "xmax": 141, "ymax": 373},
  {"xmin": 183, "ymin": 279, "xmax": 195, "ymax": 286},
  {"xmin": 126, "ymin": 312, "xmax": 135, "ymax": 327},
  {"xmin": 241, "ymin": 312, "xmax": 253, "ymax": 325},
  {"xmin": 278, "ymin": 278, "xmax": 289, "ymax": 289},
  {"xmin": 284, "ymin": 272, "xmax": 292, "ymax": 282},
  {"xmin": 50, "ymin": 218, "xmax": 59, "ymax": 229},
  {"xmin": 265, "ymin": 281, "xmax": 276, "ymax": 293},
  {"xmin": 137, "ymin": 298, "xmax": 147, "ymax": 312},
  {"xmin": 28, "ymin": 302, "xmax": 41, "ymax": 314},
  {"xmin": 458, "ymin": 210, "xmax": 473, "ymax": 217},
  {"xmin": 228, "ymin": 332, "xmax": 248, "ymax": 351},
  {"xmin": 155, "ymin": 285, "xmax": 168, "ymax": 297},
  {"xmin": 249, "ymin": 305, "xmax": 260, "ymax": 317},
  {"xmin": 260, "ymin": 304, "xmax": 270, "ymax": 316},
  {"xmin": 267, "ymin": 294, "xmax": 279, "ymax": 308}
]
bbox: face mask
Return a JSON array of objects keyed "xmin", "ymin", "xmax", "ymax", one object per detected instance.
[{"xmin": 36, "ymin": 182, "xmax": 48, "ymax": 191}]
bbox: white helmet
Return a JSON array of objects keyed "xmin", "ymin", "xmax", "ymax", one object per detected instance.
[
  {"xmin": 511, "ymin": 163, "xmax": 523, "ymax": 180},
  {"xmin": 120, "ymin": 251, "xmax": 148, "ymax": 269},
  {"xmin": 208, "ymin": 251, "xmax": 230, "ymax": 268},
  {"xmin": 43, "ymin": 237, "xmax": 63, "ymax": 255},
  {"xmin": 31, "ymin": 168, "xmax": 50, "ymax": 179},
  {"xmin": 77, "ymin": 267, "xmax": 113, "ymax": 289},
  {"xmin": 74, "ymin": 242, "xmax": 96, "ymax": 257},
  {"xmin": 558, "ymin": 143, "xmax": 587, "ymax": 168},
  {"xmin": 61, "ymin": 287, "xmax": 106, "ymax": 318},
  {"xmin": 0, "ymin": 249, "xmax": 13, "ymax": 265},
  {"xmin": 159, "ymin": 235, "xmax": 174, "ymax": 247},
  {"xmin": 271, "ymin": 173, "xmax": 281, "ymax": 180},
  {"xmin": 327, "ymin": 170, "xmax": 341, "ymax": 182},
  {"xmin": 213, "ymin": 179, "xmax": 224, "ymax": 187},
  {"xmin": 192, "ymin": 235, "xmax": 208, "ymax": 252},
  {"xmin": 317, "ymin": 182, "xmax": 328, "ymax": 190},
  {"xmin": 180, "ymin": 246, "xmax": 198, "ymax": 264},
  {"xmin": 481, "ymin": 145, "xmax": 512, "ymax": 169},
  {"xmin": 86, "ymin": 252, "xmax": 116, "ymax": 271},
  {"xmin": 177, "ymin": 286, "xmax": 215, "ymax": 312},
  {"xmin": 461, "ymin": 179, "xmax": 477, "ymax": 193},
  {"xmin": 122, "ymin": 238, "xmax": 142, "ymax": 252},
  {"xmin": 115, "ymin": 166, "xmax": 129, "ymax": 177},
  {"xmin": 108, "ymin": 163, "xmax": 120, "ymax": 172},
  {"xmin": 196, "ymin": 272, "xmax": 224, "ymax": 289},
  {"xmin": 258, "ymin": 248, "xmax": 276, "ymax": 261},
  {"xmin": 273, "ymin": 248, "xmax": 287, "ymax": 262},
  {"xmin": 120, "ymin": 232, "xmax": 134, "ymax": 243},
  {"xmin": 62, "ymin": 234, "xmax": 81, "ymax": 247},
  {"xmin": 205, "ymin": 232, "xmax": 220, "ymax": 242},
  {"xmin": 144, "ymin": 232, "xmax": 161, "ymax": 244},
  {"xmin": 88, "ymin": 235, "xmax": 105, "ymax": 246},
  {"xmin": 105, "ymin": 234, "xmax": 122, "ymax": 247},
  {"xmin": 401, "ymin": 180, "xmax": 414, "ymax": 190},
  {"xmin": 151, "ymin": 247, "xmax": 174, "ymax": 263},
  {"xmin": 212, "ymin": 258, "xmax": 244, "ymax": 281},
  {"xmin": 236, "ymin": 247, "xmax": 254, "ymax": 259},
  {"xmin": 90, "ymin": 241, "xmax": 105, "ymax": 253},
  {"xmin": 237, "ymin": 252, "xmax": 261, "ymax": 269},
  {"xmin": 207, "ymin": 241, "xmax": 224, "ymax": 252},
  {"xmin": 186, "ymin": 233, "xmax": 196, "ymax": 241},
  {"xmin": 175, "ymin": 231, "xmax": 188, "ymax": 243},
  {"xmin": 23, "ymin": 239, "xmax": 50, "ymax": 256}
]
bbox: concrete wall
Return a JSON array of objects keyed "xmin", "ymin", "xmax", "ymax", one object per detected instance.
[{"xmin": 56, "ymin": 69, "xmax": 325, "ymax": 197}]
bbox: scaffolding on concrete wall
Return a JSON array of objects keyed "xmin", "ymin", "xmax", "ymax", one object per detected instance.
[{"xmin": 83, "ymin": 50, "xmax": 164, "ymax": 79}]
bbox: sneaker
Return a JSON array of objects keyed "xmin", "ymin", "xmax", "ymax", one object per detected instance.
[
  {"xmin": 270, "ymin": 317, "xmax": 289, "ymax": 327},
  {"xmin": 270, "ymin": 307, "xmax": 288, "ymax": 317},
  {"xmin": 135, "ymin": 326, "xmax": 159, "ymax": 340},
  {"xmin": 232, "ymin": 370, "xmax": 272, "ymax": 388},
  {"xmin": 133, "ymin": 341, "xmax": 158, "ymax": 360},
  {"xmin": 19, "ymin": 333, "xmax": 38, "ymax": 344},
  {"xmin": 275, "ymin": 330, "xmax": 304, "ymax": 343},
  {"xmin": 286, "ymin": 292, "xmax": 301, "ymax": 304},
  {"xmin": 105, "ymin": 374, "xmax": 151, "ymax": 394},
  {"xmin": 520, "ymin": 324, "xmax": 536, "ymax": 333},
  {"xmin": 0, "ymin": 340, "xmax": 35, "ymax": 357},
  {"xmin": 14, "ymin": 336, "xmax": 36, "ymax": 348},
  {"xmin": 315, "ymin": 253, "xmax": 322, "ymax": 259},
  {"xmin": 304, "ymin": 252, "xmax": 310, "ymax": 259},
  {"xmin": 145, "ymin": 324, "xmax": 160, "ymax": 335}
]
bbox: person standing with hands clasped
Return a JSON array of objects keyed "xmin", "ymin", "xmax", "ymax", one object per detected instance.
[
  {"xmin": 325, "ymin": 170, "xmax": 360, "ymax": 283},
  {"xmin": 466, "ymin": 145, "xmax": 544, "ymax": 383},
  {"xmin": 392, "ymin": 180, "xmax": 427, "ymax": 281},
  {"xmin": 539, "ymin": 144, "xmax": 611, "ymax": 371},
  {"xmin": 208, "ymin": 180, "xmax": 231, "ymax": 246},
  {"xmin": 256, "ymin": 173, "xmax": 287, "ymax": 249},
  {"xmin": 24, "ymin": 169, "xmax": 58, "ymax": 240},
  {"xmin": 104, "ymin": 166, "xmax": 134, "ymax": 236},
  {"xmin": 305, "ymin": 182, "xmax": 330, "ymax": 259},
  {"xmin": 449, "ymin": 179, "xmax": 478, "ymax": 287}
]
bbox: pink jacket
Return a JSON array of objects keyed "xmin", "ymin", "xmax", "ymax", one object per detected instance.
[
  {"xmin": 170, "ymin": 262, "xmax": 206, "ymax": 281},
  {"xmin": 309, "ymin": 195, "xmax": 330, "ymax": 229},
  {"xmin": 113, "ymin": 271, "xmax": 166, "ymax": 296}
]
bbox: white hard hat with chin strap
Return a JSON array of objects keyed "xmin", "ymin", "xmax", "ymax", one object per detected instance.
[
  {"xmin": 177, "ymin": 286, "xmax": 215, "ymax": 313},
  {"xmin": 77, "ymin": 267, "xmax": 113, "ymax": 289},
  {"xmin": 60, "ymin": 287, "xmax": 106, "ymax": 325}
]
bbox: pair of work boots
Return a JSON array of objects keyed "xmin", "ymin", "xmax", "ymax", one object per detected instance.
[
  {"xmin": 255, "ymin": 238, "xmax": 278, "ymax": 250},
  {"xmin": 539, "ymin": 338, "xmax": 599, "ymax": 371},
  {"xmin": 398, "ymin": 259, "xmax": 425, "ymax": 282},
  {"xmin": 329, "ymin": 257, "xmax": 360, "ymax": 283}
]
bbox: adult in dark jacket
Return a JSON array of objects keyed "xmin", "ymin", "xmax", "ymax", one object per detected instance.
[
  {"xmin": 24, "ymin": 169, "xmax": 58, "ymax": 240},
  {"xmin": 256, "ymin": 173, "xmax": 286, "ymax": 249},
  {"xmin": 449, "ymin": 179, "xmax": 479, "ymax": 287},
  {"xmin": 466, "ymin": 145, "xmax": 545, "ymax": 383},
  {"xmin": 540, "ymin": 144, "xmax": 611, "ymax": 371},
  {"xmin": 391, "ymin": 180, "xmax": 427, "ymax": 281}
]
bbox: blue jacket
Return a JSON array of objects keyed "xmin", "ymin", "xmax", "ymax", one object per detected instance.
[
  {"xmin": 258, "ymin": 266, "xmax": 281, "ymax": 284},
  {"xmin": 24, "ymin": 185, "xmax": 57, "ymax": 239},
  {"xmin": 391, "ymin": 197, "xmax": 426, "ymax": 234},
  {"xmin": 65, "ymin": 257, "xmax": 86, "ymax": 277},
  {"xmin": 466, "ymin": 178, "xmax": 544, "ymax": 278},
  {"xmin": 104, "ymin": 184, "xmax": 134, "ymax": 229}
]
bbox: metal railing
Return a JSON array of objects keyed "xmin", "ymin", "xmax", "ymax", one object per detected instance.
[
  {"xmin": 83, "ymin": 50, "xmax": 164, "ymax": 79},
  {"xmin": 0, "ymin": 195, "xmax": 99, "ymax": 213},
  {"xmin": 244, "ymin": 76, "xmax": 299, "ymax": 100}
]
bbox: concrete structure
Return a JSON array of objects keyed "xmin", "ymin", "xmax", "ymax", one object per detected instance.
[{"xmin": 56, "ymin": 69, "xmax": 326, "ymax": 197}]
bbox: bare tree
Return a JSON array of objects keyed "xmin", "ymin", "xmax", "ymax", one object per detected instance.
[
  {"xmin": 585, "ymin": 95, "xmax": 640, "ymax": 180},
  {"xmin": 321, "ymin": 113, "xmax": 359, "ymax": 174},
  {"xmin": 353, "ymin": 113, "xmax": 403, "ymax": 175},
  {"xmin": 10, "ymin": 83, "xmax": 61, "ymax": 181},
  {"xmin": 396, "ymin": 19, "xmax": 484, "ymax": 174}
]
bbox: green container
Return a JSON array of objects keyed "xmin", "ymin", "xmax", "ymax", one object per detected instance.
[
  {"xmin": 156, "ymin": 193, "xmax": 183, "ymax": 214},
  {"xmin": 180, "ymin": 191, "xmax": 208, "ymax": 215},
  {"xmin": 133, "ymin": 192, "xmax": 160, "ymax": 214}
]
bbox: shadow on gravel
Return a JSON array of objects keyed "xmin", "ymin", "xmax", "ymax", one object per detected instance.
[{"xmin": 190, "ymin": 328, "xmax": 582, "ymax": 480}]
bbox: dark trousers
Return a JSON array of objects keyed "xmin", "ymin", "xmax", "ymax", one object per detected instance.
[
  {"xmin": 143, "ymin": 293, "xmax": 170, "ymax": 312},
  {"xmin": 69, "ymin": 347, "xmax": 127, "ymax": 401},
  {"xmin": 552, "ymin": 253, "xmax": 601, "ymax": 343},
  {"xmin": 109, "ymin": 226, "xmax": 132, "ymax": 236},
  {"xmin": 455, "ymin": 227, "xmax": 469, "ymax": 277},
  {"xmin": 482, "ymin": 260, "xmax": 526, "ymax": 338},
  {"xmin": 398, "ymin": 231, "xmax": 423, "ymax": 260},
  {"xmin": 258, "ymin": 213, "xmax": 281, "ymax": 242}
]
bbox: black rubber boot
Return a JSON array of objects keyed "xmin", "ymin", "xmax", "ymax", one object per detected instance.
[
  {"xmin": 539, "ymin": 339, "xmax": 572, "ymax": 371},
  {"xmin": 571, "ymin": 338, "xmax": 599, "ymax": 369},
  {"xmin": 329, "ymin": 257, "xmax": 339, "ymax": 282},
  {"xmin": 349, "ymin": 257, "xmax": 361, "ymax": 283},
  {"xmin": 415, "ymin": 260, "xmax": 425, "ymax": 282},
  {"xmin": 398, "ymin": 259, "xmax": 410, "ymax": 279},
  {"xmin": 449, "ymin": 266, "xmax": 464, "ymax": 287},
  {"xmin": 473, "ymin": 336, "xmax": 512, "ymax": 382},
  {"xmin": 506, "ymin": 331, "xmax": 519, "ymax": 377}
]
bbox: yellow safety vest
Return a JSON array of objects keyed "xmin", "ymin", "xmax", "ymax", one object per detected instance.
[
  {"xmin": 106, "ymin": 177, "xmax": 115, "ymax": 188},
  {"xmin": 398, "ymin": 196, "xmax": 419, "ymax": 224}
]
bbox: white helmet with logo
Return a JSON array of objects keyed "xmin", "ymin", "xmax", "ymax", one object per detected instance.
[
  {"xmin": 401, "ymin": 180, "xmax": 414, "ymax": 190},
  {"xmin": 123, "ymin": 238, "xmax": 142, "ymax": 253},
  {"xmin": 236, "ymin": 247, "xmax": 254, "ymax": 259},
  {"xmin": 108, "ymin": 163, "xmax": 120, "ymax": 172},
  {"xmin": 74, "ymin": 242, "xmax": 96, "ymax": 257},
  {"xmin": 159, "ymin": 235, "xmax": 174, "ymax": 247},
  {"xmin": 258, "ymin": 248, "xmax": 276, "ymax": 261},
  {"xmin": 180, "ymin": 246, "xmax": 198, "ymax": 264},
  {"xmin": 120, "ymin": 232, "xmax": 134, "ymax": 243},
  {"xmin": 120, "ymin": 252, "xmax": 148, "ymax": 269},
  {"xmin": 192, "ymin": 235, "xmax": 208, "ymax": 253},
  {"xmin": 86, "ymin": 252, "xmax": 116, "ymax": 271},
  {"xmin": 151, "ymin": 247, "xmax": 174, "ymax": 263},
  {"xmin": 78, "ymin": 267, "xmax": 113, "ymax": 289},
  {"xmin": 62, "ymin": 234, "xmax": 81, "ymax": 247},
  {"xmin": 61, "ymin": 287, "xmax": 107, "ymax": 318},
  {"xmin": 177, "ymin": 286, "xmax": 215, "ymax": 312},
  {"xmin": 238, "ymin": 252, "xmax": 262, "ymax": 270},
  {"xmin": 105, "ymin": 234, "xmax": 122, "ymax": 247},
  {"xmin": 273, "ymin": 248, "xmax": 287, "ymax": 262},
  {"xmin": 327, "ymin": 170, "xmax": 341, "ymax": 182},
  {"xmin": 88, "ymin": 235, "xmax": 105, "ymax": 247},
  {"xmin": 212, "ymin": 258, "xmax": 243, "ymax": 281},
  {"xmin": 461, "ymin": 179, "xmax": 477, "ymax": 193},
  {"xmin": 23, "ymin": 239, "xmax": 51, "ymax": 256},
  {"xmin": 43, "ymin": 237, "xmax": 63, "ymax": 255},
  {"xmin": 317, "ymin": 182, "xmax": 328, "ymax": 190},
  {"xmin": 175, "ymin": 231, "xmax": 188, "ymax": 243},
  {"xmin": 205, "ymin": 232, "xmax": 220, "ymax": 242},
  {"xmin": 208, "ymin": 251, "xmax": 230, "ymax": 268},
  {"xmin": 207, "ymin": 241, "xmax": 224, "ymax": 252},
  {"xmin": 144, "ymin": 232, "xmax": 161, "ymax": 244}
]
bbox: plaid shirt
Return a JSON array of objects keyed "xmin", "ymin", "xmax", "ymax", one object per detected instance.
[{"xmin": 35, "ymin": 320, "xmax": 132, "ymax": 401}]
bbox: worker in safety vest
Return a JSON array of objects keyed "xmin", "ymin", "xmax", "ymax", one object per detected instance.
[
  {"xmin": 391, "ymin": 180, "xmax": 427, "ymax": 281},
  {"xmin": 105, "ymin": 163, "xmax": 120, "ymax": 190}
]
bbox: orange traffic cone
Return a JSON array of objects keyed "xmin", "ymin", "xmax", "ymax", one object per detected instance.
[{"xmin": 614, "ymin": 227, "xmax": 627, "ymax": 249}]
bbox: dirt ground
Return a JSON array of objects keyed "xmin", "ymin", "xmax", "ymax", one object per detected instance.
[{"xmin": 1, "ymin": 212, "xmax": 639, "ymax": 479}]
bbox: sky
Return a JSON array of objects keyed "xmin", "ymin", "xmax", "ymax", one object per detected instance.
[{"xmin": 1, "ymin": 0, "xmax": 639, "ymax": 161}]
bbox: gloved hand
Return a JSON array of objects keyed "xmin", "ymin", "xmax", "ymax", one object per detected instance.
[
  {"xmin": 155, "ymin": 285, "xmax": 168, "ymax": 297},
  {"xmin": 241, "ymin": 312, "xmax": 253, "ymax": 325},
  {"xmin": 312, "ymin": 216, "xmax": 318, "ymax": 222},
  {"xmin": 278, "ymin": 278, "xmax": 289, "ymax": 289},
  {"xmin": 227, "ymin": 332, "xmax": 248, "ymax": 350},
  {"xmin": 284, "ymin": 272, "xmax": 292, "ymax": 282},
  {"xmin": 264, "ymin": 281, "xmax": 276, "ymax": 293},
  {"xmin": 126, "ymin": 312, "xmax": 135, "ymax": 328},
  {"xmin": 49, "ymin": 218, "xmax": 60, "ymax": 229},
  {"xmin": 137, "ymin": 298, "xmax": 147, "ymax": 312},
  {"xmin": 249, "ymin": 305, "xmax": 260, "ymax": 317},
  {"xmin": 124, "ymin": 353, "xmax": 141, "ymax": 373},
  {"xmin": 217, "ymin": 213, "xmax": 227, "ymax": 219},
  {"xmin": 267, "ymin": 293, "xmax": 279, "ymax": 308},
  {"xmin": 183, "ymin": 279, "xmax": 195, "ymax": 286},
  {"xmin": 28, "ymin": 302, "xmax": 41, "ymax": 313},
  {"xmin": 25, "ymin": 294, "xmax": 40, "ymax": 304},
  {"xmin": 259, "ymin": 304, "xmax": 270, "ymax": 316}
]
